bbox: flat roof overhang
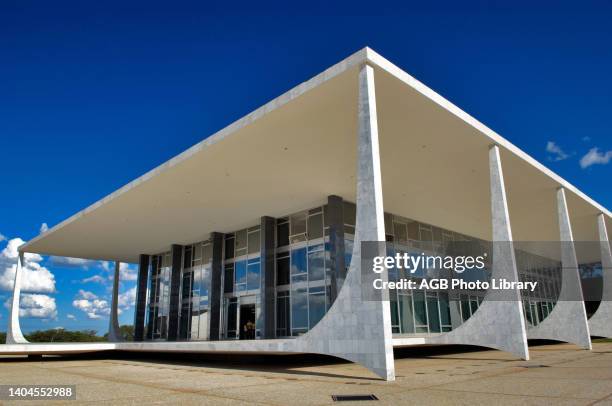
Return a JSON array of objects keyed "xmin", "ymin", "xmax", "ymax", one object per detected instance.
[{"xmin": 21, "ymin": 48, "xmax": 611, "ymax": 264}]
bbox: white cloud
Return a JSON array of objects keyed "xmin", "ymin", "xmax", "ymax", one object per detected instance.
[
  {"xmin": 76, "ymin": 289, "xmax": 98, "ymax": 300},
  {"xmin": 580, "ymin": 147, "xmax": 612, "ymax": 169},
  {"xmin": 546, "ymin": 141, "xmax": 569, "ymax": 161},
  {"xmin": 0, "ymin": 233, "xmax": 6, "ymax": 242},
  {"xmin": 118, "ymin": 287, "xmax": 136, "ymax": 309},
  {"xmin": 582, "ymin": 136, "xmax": 591, "ymax": 142},
  {"xmin": 82, "ymin": 275, "xmax": 106, "ymax": 284},
  {"xmin": 66, "ymin": 313, "xmax": 76, "ymax": 320},
  {"xmin": 18, "ymin": 294, "xmax": 57, "ymax": 319},
  {"xmin": 49, "ymin": 256, "xmax": 100, "ymax": 269},
  {"xmin": 0, "ymin": 238, "xmax": 56, "ymax": 293},
  {"xmin": 100, "ymin": 262, "xmax": 138, "ymax": 282},
  {"xmin": 39, "ymin": 223, "xmax": 49, "ymax": 234},
  {"xmin": 119, "ymin": 264, "xmax": 138, "ymax": 281},
  {"xmin": 72, "ymin": 290, "xmax": 110, "ymax": 319}
]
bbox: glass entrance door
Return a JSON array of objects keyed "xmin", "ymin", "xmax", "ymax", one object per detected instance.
[{"xmin": 239, "ymin": 304, "xmax": 256, "ymax": 340}]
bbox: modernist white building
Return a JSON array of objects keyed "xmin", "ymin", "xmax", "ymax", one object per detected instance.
[{"xmin": 3, "ymin": 48, "xmax": 611, "ymax": 381}]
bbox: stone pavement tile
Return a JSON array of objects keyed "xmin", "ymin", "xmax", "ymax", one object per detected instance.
[
  {"xmin": 517, "ymin": 366, "xmax": 612, "ymax": 380},
  {"xmin": 0, "ymin": 367, "xmax": 100, "ymax": 385},
  {"xmin": 434, "ymin": 375, "xmax": 612, "ymax": 400},
  {"xmin": 83, "ymin": 392, "xmax": 261, "ymax": 406},
  {"xmin": 54, "ymin": 364, "xmax": 179, "ymax": 381},
  {"xmin": 591, "ymin": 395, "xmax": 612, "ymax": 406},
  {"xmin": 379, "ymin": 388, "xmax": 591, "ymax": 406},
  {"xmin": 142, "ymin": 371, "xmax": 276, "ymax": 391},
  {"xmin": 206, "ymin": 379, "xmax": 404, "ymax": 405},
  {"xmin": 71, "ymin": 381, "xmax": 177, "ymax": 402}
]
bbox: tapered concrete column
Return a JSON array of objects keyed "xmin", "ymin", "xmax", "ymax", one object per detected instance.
[
  {"xmin": 107, "ymin": 261, "xmax": 123, "ymax": 342},
  {"xmin": 426, "ymin": 145, "xmax": 529, "ymax": 360},
  {"xmin": 7, "ymin": 251, "xmax": 28, "ymax": 344},
  {"xmin": 587, "ymin": 213, "xmax": 612, "ymax": 338},
  {"xmin": 292, "ymin": 63, "xmax": 395, "ymax": 381},
  {"xmin": 528, "ymin": 188, "xmax": 592, "ymax": 349}
]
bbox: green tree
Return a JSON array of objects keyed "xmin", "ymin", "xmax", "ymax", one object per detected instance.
[
  {"xmin": 25, "ymin": 328, "xmax": 106, "ymax": 343},
  {"xmin": 103, "ymin": 325, "xmax": 134, "ymax": 341}
]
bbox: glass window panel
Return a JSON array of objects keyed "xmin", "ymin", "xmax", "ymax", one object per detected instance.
[
  {"xmin": 248, "ymin": 230, "xmax": 260, "ymax": 255},
  {"xmin": 524, "ymin": 302, "xmax": 532, "ymax": 325},
  {"xmin": 427, "ymin": 295, "xmax": 441, "ymax": 333},
  {"xmin": 308, "ymin": 292, "xmax": 325, "ymax": 329},
  {"xmin": 344, "ymin": 225, "xmax": 355, "ymax": 236},
  {"xmin": 343, "ymin": 202, "xmax": 356, "ymax": 226},
  {"xmin": 276, "ymin": 255, "xmax": 290, "ymax": 286},
  {"xmin": 307, "ymin": 213, "xmax": 323, "ymax": 240},
  {"xmin": 407, "ymin": 221, "xmax": 419, "ymax": 241},
  {"xmin": 439, "ymin": 292, "xmax": 451, "ymax": 326},
  {"xmin": 308, "ymin": 249, "xmax": 325, "ymax": 282},
  {"xmin": 235, "ymin": 260, "xmax": 247, "ymax": 290},
  {"xmin": 183, "ymin": 247, "xmax": 192, "ymax": 269},
  {"xmin": 291, "ymin": 288, "xmax": 308, "ymax": 329},
  {"xmin": 390, "ymin": 298, "xmax": 399, "ymax": 330},
  {"xmin": 182, "ymin": 270, "xmax": 192, "ymax": 299},
  {"xmin": 276, "ymin": 293, "xmax": 290, "ymax": 336},
  {"xmin": 384, "ymin": 213, "xmax": 393, "ymax": 237},
  {"xmin": 291, "ymin": 248, "xmax": 307, "ymax": 275},
  {"xmin": 393, "ymin": 222, "xmax": 407, "ymax": 243},
  {"xmin": 193, "ymin": 244, "xmax": 202, "ymax": 261},
  {"xmin": 344, "ymin": 239, "xmax": 354, "ymax": 273},
  {"xmin": 235, "ymin": 229, "xmax": 247, "ymax": 250},
  {"xmin": 470, "ymin": 297, "xmax": 479, "ymax": 315},
  {"xmin": 399, "ymin": 294, "xmax": 415, "ymax": 334},
  {"xmin": 202, "ymin": 243, "xmax": 212, "ymax": 264},
  {"xmin": 420, "ymin": 227, "xmax": 434, "ymax": 252},
  {"xmin": 247, "ymin": 262, "xmax": 260, "ymax": 290},
  {"xmin": 323, "ymin": 204, "xmax": 329, "ymax": 228},
  {"xmin": 224, "ymin": 264, "xmax": 234, "ymax": 294},
  {"xmin": 225, "ymin": 236, "xmax": 235, "ymax": 259},
  {"xmin": 413, "ymin": 290, "xmax": 427, "ymax": 327},
  {"xmin": 196, "ymin": 309, "xmax": 209, "ymax": 340},
  {"xmin": 277, "ymin": 221, "xmax": 289, "ymax": 247},
  {"xmin": 191, "ymin": 298, "xmax": 199, "ymax": 340},
  {"xmin": 290, "ymin": 212, "xmax": 307, "ymax": 239},
  {"xmin": 461, "ymin": 294, "xmax": 471, "ymax": 322},
  {"xmin": 226, "ymin": 299, "xmax": 237, "ymax": 338},
  {"xmin": 200, "ymin": 265, "xmax": 210, "ymax": 297},
  {"xmin": 291, "ymin": 273, "xmax": 307, "ymax": 285}
]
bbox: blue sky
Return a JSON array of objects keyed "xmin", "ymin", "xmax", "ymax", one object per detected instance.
[{"xmin": 1, "ymin": 1, "xmax": 611, "ymax": 335}]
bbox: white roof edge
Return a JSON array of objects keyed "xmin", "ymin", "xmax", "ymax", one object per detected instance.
[
  {"xmin": 19, "ymin": 48, "xmax": 369, "ymax": 255},
  {"xmin": 363, "ymin": 47, "xmax": 611, "ymax": 219},
  {"xmin": 21, "ymin": 47, "xmax": 610, "ymax": 255}
]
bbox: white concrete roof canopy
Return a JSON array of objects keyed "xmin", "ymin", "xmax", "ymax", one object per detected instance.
[{"xmin": 21, "ymin": 47, "xmax": 611, "ymax": 263}]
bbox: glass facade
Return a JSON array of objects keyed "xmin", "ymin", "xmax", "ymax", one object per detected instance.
[
  {"xmin": 148, "ymin": 252, "xmax": 171, "ymax": 340},
  {"xmin": 516, "ymin": 250, "xmax": 561, "ymax": 327},
  {"xmin": 276, "ymin": 206, "xmax": 334, "ymax": 337},
  {"xmin": 222, "ymin": 226, "xmax": 261, "ymax": 339},
  {"xmin": 143, "ymin": 200, "xmax": 564, "ymax": 341}
]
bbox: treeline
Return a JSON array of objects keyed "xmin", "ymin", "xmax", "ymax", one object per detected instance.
[{"xmin": 0, "ymin": 325, "xmax": 134, "ymax": 343}]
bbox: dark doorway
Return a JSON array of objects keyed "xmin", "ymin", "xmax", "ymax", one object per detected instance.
[{"xmin": 239, "ymin": 304, "xmax": 256, "ymax": 340}]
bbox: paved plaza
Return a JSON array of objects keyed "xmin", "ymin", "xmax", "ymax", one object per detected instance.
[{"xmin": 1, "ymin": 341, "xmax": 612, "ymax": 405}]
